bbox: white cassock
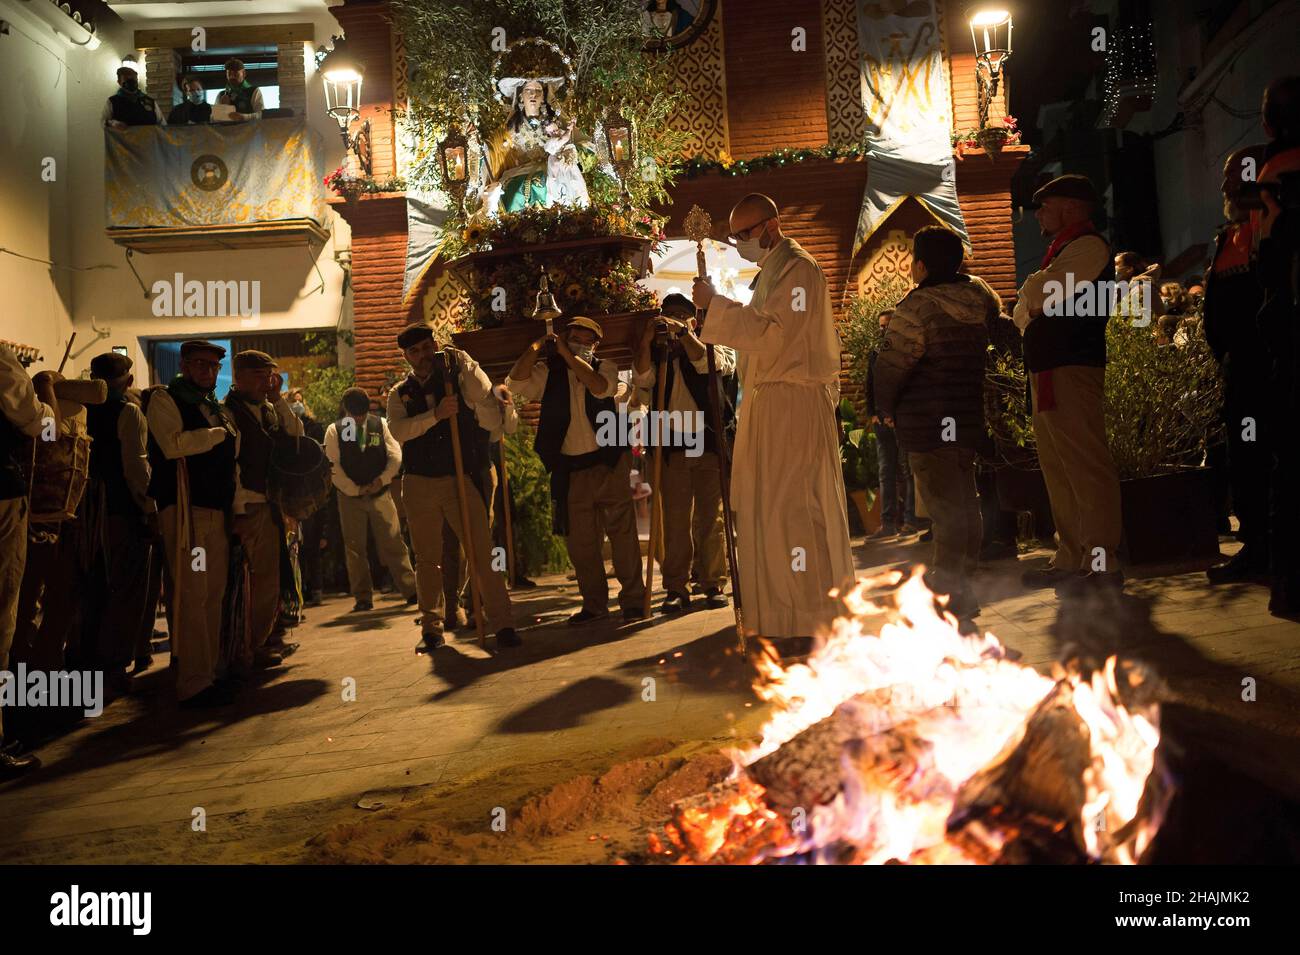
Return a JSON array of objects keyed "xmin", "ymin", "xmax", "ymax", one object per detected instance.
[{"xmin": 701, "ymin": 237, "xmax": 856, "ymax": 637}]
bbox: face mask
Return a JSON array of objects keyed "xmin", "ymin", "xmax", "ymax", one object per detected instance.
[
  {"xmin": 568, "ymin": 340, "xmax": 594, "ymax": 362},
  {"xmin": 122, "ymin": 78, "xmax": 139, "ymax": 93},
  {"xmin": 734, "ymin": 235, "xmax": 765, "ymax": 263},
  {"xmin": 290, "ymin": 402, "xmax": 305, "ymax": 416},
  {"xmin": 187, "ymin": 90, "xmax": 205, "ymax": 104}
]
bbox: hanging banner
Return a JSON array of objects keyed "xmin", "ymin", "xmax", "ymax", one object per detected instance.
[
  {"xmin": 854, "ymin": 0, "xmax": 969, "ymax": 254},
  {"xmin": 402, "ymin": 188, "xmax": 452, "ymax": 303},
  {"xmin": 104, "ymin": 118, "xmax": 326, "ymax": 228}
]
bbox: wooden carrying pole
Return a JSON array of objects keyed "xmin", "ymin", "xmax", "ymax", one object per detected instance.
[
  {"xmin": 499, "ymin": 436, "xmax": 515, "ymax": 588},
  {"xmin": 441, "ymin": 353, "xmax": 486, "ymax": 647},
  {"xmin": 642, "ymin": 354, "xmax": 668, "ymax": 617},
  {"xmin": 56, "ymin": 332, "xmax": 76, "ymax": 374},
  {"xmin": 683, "ymin": 205, "xmax": 745, "ymax": 650}
]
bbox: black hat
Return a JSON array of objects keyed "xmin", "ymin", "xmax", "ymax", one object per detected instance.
[
  {"xmin": 89, "ymin": 352, "xmax": 132, "ymax": 379},
  {"xmin": 396, "ymin": 323, "xmax": 435, "ymax": 350},
  {"xmin": 180, "ymin": 340, "xmax": 227, "ymax": 359},
  {"xmin": 232, "ymin": 349, "xmax": 277, "ymax": 371},
  {"xmin": 1031, "ymin": 174, "xmax": 1100, "ymax": 208}
]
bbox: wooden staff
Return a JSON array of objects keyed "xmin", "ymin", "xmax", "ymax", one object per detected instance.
[
  {"xmin": 56, "ymin": 332, "xmax": 76, "ymax": 374},
  {"xmin": 684, "ymin": 205, "xmax": 745, "ymax": 650},
  {"xmin": 440, "ymin": 352, "xmax": 486, "ymax": 648},
  {"xmin": 499, "ymin": 436, "xmax": 515, "ymax": 588},
  {"xmin": 642, "ymin": 350, "xmax": 668, "ymax": 617}
]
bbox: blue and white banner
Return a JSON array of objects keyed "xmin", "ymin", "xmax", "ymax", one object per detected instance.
[
  {"xmin": 402, "ymin": 187, "xmax": 451, "ymax": 303},
  {"xmin": 854, "ymin": 0, "xmax": 968, "ymax": 253}
]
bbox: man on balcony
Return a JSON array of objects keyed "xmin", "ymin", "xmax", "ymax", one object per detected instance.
[
  {"xmin": 102, "ymin": 66, "xmax": 166, "ymax": 129},
  {"xmin": 217, "ymin": 58, "xmax": 264, "ymax": 122}
]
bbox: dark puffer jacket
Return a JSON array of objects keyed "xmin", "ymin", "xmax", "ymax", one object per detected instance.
[{"xmin": 872, "ymin": 274, "xmax": 1001, "ymax": 453}]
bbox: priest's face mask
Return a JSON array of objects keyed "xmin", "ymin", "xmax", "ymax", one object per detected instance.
[{"xmin": 521, "ymin": 81, "xmax": 545, "ymax": 118}]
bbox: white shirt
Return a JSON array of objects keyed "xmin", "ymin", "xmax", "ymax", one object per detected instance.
[
  {"xmin": 324, "ymin": 416, "xmax": 403, "ymax": 497},
  {"xmin": 386, "ymin": 349, "xmax": 495, "ymax": 446},
  {"xmin": 508, "ymin": 359, "xmax": 619, "ymax": 456},
  {"xmin": 0, "ymin": 347, "xmax": 56, "ymax": 439},
  {"xmin": 1011, "ymin": 234, "xmax": 1111, "ymax": 332}
]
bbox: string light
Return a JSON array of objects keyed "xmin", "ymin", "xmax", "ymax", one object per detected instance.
[{"xmin": 1102, "ymin": 22, "xmax": 1157, "ymax": 127}]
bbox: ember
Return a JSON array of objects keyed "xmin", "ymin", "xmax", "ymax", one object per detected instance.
[{"xmin": 658, "ymin": 569, "xmax": 1170, "ymax": 864}]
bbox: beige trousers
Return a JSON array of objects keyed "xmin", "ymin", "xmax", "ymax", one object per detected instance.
[
  {"xmin": 161, "ymin": 504, "xmax": 229, "ymax": 700},
  {"xmin": 1031, "ymin": 365, "xmax": 1123, "ymax": 572},
  {"xmin": 402, "ymin": 472, "xmax": 512, "ymax": 633},
  {"xmin": 0, "ymin": 497, "xmax": 28, "ymax": 739},
  {"xmin": 233, "ymin": 503, "xmax": 280, "ymax": 661},
  {"xmin": 337, "ymin": 488, "xmax": 417, "ymax": 601},
  {"xmin": 566, "ymin": 451, "xmax": 645, "ymax": 614},
  {"xmin": 660, "ymin": 449, "xmax": 726, "ymax": 595}
]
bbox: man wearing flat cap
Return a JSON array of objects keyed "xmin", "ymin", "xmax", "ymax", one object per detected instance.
[
  {"xmin": 85, "ymin": 352, "xmax": 158, "ymax": 693},
  {"xmin": 388, "ymin": 324, "xmax": 520, "ymax": 650},
  {"xmin": 1011, "ymin": 174, "xmax": 1124, "ymax": 596},
  {"xmin": 146, "ymin": 340, "xmax": 239, "ymax": 708},
  {"xmin": 224, "ymin": 350, "xmax": 303, "ymax": 670},
  {"xmin": 508, "ymin": 316, "xmax": 645, "ymax": 625}
]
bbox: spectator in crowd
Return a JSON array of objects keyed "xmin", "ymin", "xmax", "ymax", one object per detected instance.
[
  {"xmin": 217, "ymin": 58, "xmax": 264, "ymax": 122},
  {"xmin": 146, "ymin": 340, "xmax": 238, "ymax": 708},
  {"xmin": 874, "ymin": 225, "xmax": 999, "ymax": 618},
  {"xmin": 1160, "ymin": 281, "xmax": 1191, "ymax": 318},
  {"xmin": 865, "ymin": 307, "xmax": 916, "ymax": 540},
  {"xmin": 1254, "ymin": 75, "xmax": 1300, "ymax": 618},
  {"xmin": 1010, "ymin": 174, "xmax": 1124, "ymax": 596},
  {"xmin": 325, "ymin": 387, "xmax": 418, "ymax": 613},
  {"xmin": 1112, "ymin": 252, "xmax": 1163, "ymax": 326},
  {"xmin": 167, "ymin": 75, "xmax": 212, "ymax": 125},
  {"xmin": 288, "ymin": 390, "xmax": 327, "ymax": 607},
  {"xmin": 0, "ymin": 347, "xmax": 57, "ymax": 778},
  {"xmin": 103, "ymin": 66, "xmax": 166, "ymax": 129},
  {"xmin": 223, "ymin": 351, "xmax": 303, "ymax": 671},
  {"xmin": 84, "ymin": 353, "xmax": 157, "ymax": 699}
]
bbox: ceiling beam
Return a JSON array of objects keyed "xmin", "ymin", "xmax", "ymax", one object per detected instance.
[{"xmin": 134, "ymin": 23, "xmax": 315, "ymax": 49}]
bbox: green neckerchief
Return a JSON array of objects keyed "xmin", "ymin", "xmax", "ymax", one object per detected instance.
[
  {"xmin": 168, "ymin": 374, "xmax": 224, "ymax": 417},
  {"xmin": 224, "ymin": 79, "xmax": 252, "ymax": 98},
  {"xmin": 751, "ymin": 237, "xmax": 800, "ymax": 309}
]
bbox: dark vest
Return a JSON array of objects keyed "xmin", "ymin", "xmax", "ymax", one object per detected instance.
[
  {"xmin": 646, "ymin": 344, "xmax": 737, "ymax": 456},
  {"xmin": 223, "ymin": 83, "xmax": 259, "ymax": 115},
  {"xmin": 167, "ymin": 100, "xmax": 212, "ymax": 125},
  {"xmin": 0, "ymin": 416, "xmax": 28, "ymax": 501},
  {"xmin": 394, "ymin": 354, "xmax": 489, "ymax": 483},
  {"xmin": 224, "ymin": 393, "xmax": 277, "ymax": 495},
  {"xmin": 337, "ymin": 414, "xmax": 388, "ymax": 487},
  {"xmin": 87, "ymin": 396, "xmax": 140, "ymax": 517},
  {"xmin": 534, "ymin": 354, "xmax": 623, "ymax": 474},
  {"xmin": 147, "ymin": 391, "xmax": 237, "ymax": 511},
  {"xmin": 1203, "ymin": 222, "xmax": 1265, "ymax": 370},
  {"xmin": 109, "ymin": 91, "xmax": 158, "ymax": 126},
  {"xmin": 1022, "ymin": 230, "xmax": 1114, "ymax": 373}
]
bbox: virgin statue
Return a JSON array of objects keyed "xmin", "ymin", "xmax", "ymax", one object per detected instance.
[{"xmin": 479, "ymin": 76, "xmax": 589, "ymax": 216}]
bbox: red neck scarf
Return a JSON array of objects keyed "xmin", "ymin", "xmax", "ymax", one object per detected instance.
[{"xmin": 1041, "ymin": 219, "xmax": 1098, "ymax": 268}]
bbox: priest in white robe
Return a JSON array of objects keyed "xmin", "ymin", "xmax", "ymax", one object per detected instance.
[{"xmin": 692, "ymin": 193, "xmax": 856, "ymax": 639}]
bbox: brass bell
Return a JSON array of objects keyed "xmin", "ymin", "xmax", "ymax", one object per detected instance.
[{"xmin": 531, "ymin": 268, "xmax": 562, "ymax": 334}]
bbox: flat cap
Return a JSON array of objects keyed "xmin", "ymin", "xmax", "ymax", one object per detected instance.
[
  {"xmin": 396, "ymin": 323, "xmax": 435, "ymax": 350},
  {"xmin": 565, "ymin": 315, "xmax": 604, "ymax": 340},
  {"xmin": 232, "ymin": 349, "xmax": 277, "ymax": 371},
  {"xmin": 1031, "ymin": 174, "xmax": 1099, "ymax": 208},
  {"xmin": 180, "ymin": 340, "xmax": 227, "ymax": 359},
  {"xmin": 89, "ymin": 352, "xmax": 132, "ymax": 379}
]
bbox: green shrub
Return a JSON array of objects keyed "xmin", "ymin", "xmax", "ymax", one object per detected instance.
[{"xmin": 503, "ymin": 422, "xmax": 571, "ymax": 575}]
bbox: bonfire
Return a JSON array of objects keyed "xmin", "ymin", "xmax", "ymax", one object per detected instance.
[{"xmin": 651, "ymin": 569, "xmax": 1171, "ymax": 864}]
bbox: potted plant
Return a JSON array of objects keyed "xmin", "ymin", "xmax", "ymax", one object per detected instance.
[{"xmin": 839, "ymin": 398, "xmax": 879, "ymax": 535}]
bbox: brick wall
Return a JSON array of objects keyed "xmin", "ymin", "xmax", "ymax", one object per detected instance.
[
  {"xmin": 277, "ymin": 42, "xmax": 308, "ymax": 117},
  {"xmin": 334, "ymin": 195, "xmax": 409, "ymax": 396},
  {"xmin": 330, "ymin": 0, "xmax": 397, "ymax": 179},
  {"xmin": 954, "ymin": 149, "xmax": 1027, "ymax": 306},
  {"xmin": 143, "ymin": 48, "xmax": 180, "ymax": 108},
  {"xmin": 721, "ymin": 0, "xmax": 829, "ymax": 158}
]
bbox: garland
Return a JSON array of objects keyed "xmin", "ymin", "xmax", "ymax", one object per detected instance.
[{"xmin": 680, "ymin": 144, "xmax": 866, "ymax": 179}]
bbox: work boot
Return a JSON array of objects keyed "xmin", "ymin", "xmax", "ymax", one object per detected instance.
[
  {"xmin": 0, "ymin": 748, "xmax": 40, "ymax": 780},
  {"xmin": 415, "ymin": 627, "xmax": 445, "ymax": 653},
  {"xmin": 622, "ymin": 607, "xmax": 647, "ymax": 623},
  {"xmin": 1206, "ymin": 548, "xmax": 1268, "ymax": 584},
  {"xmin": 866, "ymin": 525, "xmax": 898, "ymax": 541},
  {"xmin": 495, "ymin": 628, "xmax": 522, "ymax": 648},
  {"xmin": 1021, "ymin": 564, "xmax": 1072, "ymax": 589},
  {"xmin": 659, "ymin": 592, "xmax": 691, "ymax": 614},
  {"xmin": 351, "ymin": 598, "xmax": 373, "ymax": 613},
  {"xmin": 702, "ymin": 587, "xmax": 728, "ymax": 608},
  {"xmin": 567, "ymin": 609, "xmax": 609, "ymax": 626}
]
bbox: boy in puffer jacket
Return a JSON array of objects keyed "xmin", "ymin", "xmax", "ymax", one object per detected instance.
[{"xmin": 874, "ymin": 225, "xmax": 1002, "ymax": 618}]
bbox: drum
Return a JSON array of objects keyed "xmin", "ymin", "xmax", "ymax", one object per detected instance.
[
  {"xmin": 24, "ymin": 431, "xmax": 91, "ymax": 524},
  {"xmin": 269, "ymin": 434, "xmax": 333, "ymax": 520}
]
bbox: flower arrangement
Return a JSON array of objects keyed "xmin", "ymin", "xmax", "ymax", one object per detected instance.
[
  {"xmin": 323, "ymin": 165, "xmax": 407, "ymax": 199},
  {"xmin": 952, "ymin": 116, "xmax": 1022, "ymax": 159},
  {"xmin": 441, "ymin": 201, "xmax": 665, "ymax": 259},
  {"xmin": 680, "ymin": 143, "xmax": 866, "ymax": 179}
]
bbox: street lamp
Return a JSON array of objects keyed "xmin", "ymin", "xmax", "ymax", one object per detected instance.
[
  {"xmin": 968, "ymin": 6, "xmax": 1013, "ymax": 132},
  {"xmin": 320, "ymin": 46, "xmax": 372, "ymax": 176}
]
